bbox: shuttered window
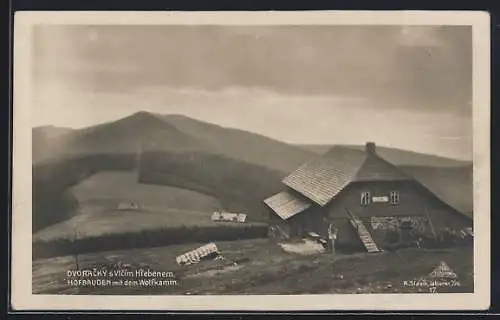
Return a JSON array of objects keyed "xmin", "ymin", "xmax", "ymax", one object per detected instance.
[
  {"xmin": 360, "ymin": 191, "xmax": 371, "ymax": 206},
  {"xmin": 390, "ymin": 191, "xmax": 400, "ymax": 205}
]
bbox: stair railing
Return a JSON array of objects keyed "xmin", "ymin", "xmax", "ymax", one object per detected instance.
[{"xmin": 346, "ymin": 208, "xmax": 359, "ymax": 232}]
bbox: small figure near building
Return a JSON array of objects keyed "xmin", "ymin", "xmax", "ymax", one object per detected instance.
[{"xmin": 328, "ymin": 223, "xmax": 338, "ymax": 257}]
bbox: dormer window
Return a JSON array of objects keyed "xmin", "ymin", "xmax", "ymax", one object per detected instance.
[{"xmin": 361, "ymin": 192, "xmax": 371, "ymax": 206}]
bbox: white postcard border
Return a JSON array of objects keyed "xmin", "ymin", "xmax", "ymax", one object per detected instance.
[{"xmin": 11, "ymin": 10, "xmax": 491, "ymax": 311}]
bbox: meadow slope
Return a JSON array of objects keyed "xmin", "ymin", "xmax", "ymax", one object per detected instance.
[
  {"xmin": 32, "ymin": 112, "xmax": 473, "ymax": 237},
  {"xmin": 33, "ymin": 239, "xmax": 473, "ymax": 295}
]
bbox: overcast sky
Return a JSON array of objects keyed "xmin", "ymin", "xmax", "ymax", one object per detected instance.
[{"xmin": 31, "ymin": 25, "xmax": 472, "ymax": 160}]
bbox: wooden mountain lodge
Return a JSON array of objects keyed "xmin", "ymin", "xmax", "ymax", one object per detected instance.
[{"xmin": 264, "ymin": 142, "xmax": 472, "ymax": 253}]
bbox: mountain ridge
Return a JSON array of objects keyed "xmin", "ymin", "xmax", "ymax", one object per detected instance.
[
  {"xmin": 32, "ymin": 111, "xmax": 315, "ymax": 172},
  {"xmin": 32, "ymin": 111, "xmax": 469, "ymax": 170},
  {"xmin": 298, "ymin": 143, "xmax": 471, "ymax": 167},
  {"xmin": 31, "ymin": 111, "xmax": 473, "ymax": 232}
]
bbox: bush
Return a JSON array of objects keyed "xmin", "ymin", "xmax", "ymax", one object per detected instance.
[
  {"xmin": 385, "ymin": 230, "xmax": 400, "ymax": 243},
  {"xmin": 435, "ymin": 229, "xmax": 473, "ymax": 248}
]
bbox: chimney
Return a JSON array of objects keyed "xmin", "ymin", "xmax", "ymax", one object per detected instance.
[{"xmin": 365, "ymin": 142, "xmax": 376, "ymax": 155}]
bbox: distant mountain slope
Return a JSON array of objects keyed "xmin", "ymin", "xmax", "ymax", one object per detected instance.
[
  {"xmin": 32, "ymin": 112, "xmax": 205, "ymax": 164},
  {"xmin": 160, "ymin": 114, "xmax": 315, "ymax": 172},
  {"xmin": 35, "ymin": 112, "xmax": 470, "ymax": 172},
  {"xmin": 32, "ymin": 126, "xmax": 75, "ymax": 163},
  {"xmin": 32, "ymin": 125, "xmax": 74, "ymax": 140},
  {"xmin": 297, "ymin": 144, "xmax": 471, "ymax": 167},
  {"xmin": 64, "ymin": 111, "xmax": 204, "ymax": 154},
  {"xmin": 295, "ymin": 144, "xmax": 332, "ymax": 155},
  {"xmin": 33, "ymin": 112, "xmax": 315, "ymax": 172},
  {"xmin": 400, "ymin": 164, "xmax": 473, "ymax": 218}
]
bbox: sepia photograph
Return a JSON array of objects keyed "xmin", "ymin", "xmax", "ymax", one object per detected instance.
[{"xmin": 11, "ymin": 11, "xmax": 490, "ymax": 311}]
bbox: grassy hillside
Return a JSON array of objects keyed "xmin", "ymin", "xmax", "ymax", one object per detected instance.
[
  {"xmin": 161, "ymin": 114, "xmax": 315, "ymax": 172},
  {"xmin": 69, "ymin": 171, "xmax": 221, "ymax": 211},
  {"xmin": 298, "ymin": 144, "xmax": 471, "ymax": 167},
  {"xmin": 138, "ymin": 150, "xmax": 285, "ymax": 221},
  {"xmin": 32, "ymin": 136, "xmax": 287, "ymax": 234},
  {"xmin": 33, "ymin": 170, "xmax": 269, "ymax": 258},
  {"xmin": 33, "ymin": 154, "xmax": 283, "ymax": 240},
  {"xmin": 32, "ymin": 112, "xmax": 314, "ymax": 172},
  {"xmin": 32, "ymin": 154, "xmax": 137, "ymax": 232},
  {"xmin": 33, "ymin": 170, "xmax": 227, "ymax": 242},
  {"xmin": 33, "ymin": 112, "xmax": 205, "ymax": 164},
  {"xmin": 33, "ymin": 207, "xmax": 249, "ymax": 242},
  {"xmin": 33, "ymin": 219, "xmax": 268, "ymax": 260},
  {"xmin": 33, "ymin": 239, "xmax": 473, "ymax": 295}
]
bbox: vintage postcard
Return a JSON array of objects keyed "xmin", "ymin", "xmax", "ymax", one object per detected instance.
[{"xmin": 11, "ymin": 11, "xmax": 490, "ymax": 311}]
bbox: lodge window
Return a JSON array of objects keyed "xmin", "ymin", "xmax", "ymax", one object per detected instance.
[
  {"xmin": 360, "ymin": 192, "xmax": 371, "ymax": 206},
  {"xmin": 390, "ymin": 191, "xmax": 400, "ymax": 205}
]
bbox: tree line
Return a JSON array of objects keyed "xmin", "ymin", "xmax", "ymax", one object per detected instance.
[
  {"xmin": 33, "ymin": 223, "xmax": 268, "ymax": 260},
  {"xmin": 33, "ymin": 153, "xmax": 137, "ymax": 232}
]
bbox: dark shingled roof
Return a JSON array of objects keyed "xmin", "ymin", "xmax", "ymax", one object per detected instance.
[
  {"xmin": 263, "ymin": 190, "xmax": 311, "ymax": 220},
  {"xmin": 354, "ymin": 153, "xmax": 414, "ymax": 182},
  {"xmin": 282, "ymin": 146, "xmax": 412, "ymax": 206}
]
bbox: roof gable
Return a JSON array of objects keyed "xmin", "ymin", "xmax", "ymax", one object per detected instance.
[
  {"xmin": 282, "ymin": 146, "xmax": 412, "ymax": 206},
  {"xmin": 282, "ymin": 147, "xmax": 367, "ymax": 206},
  {"xmin": 353, "ymin": 154, "xmax": 412, "ymax": 182}
]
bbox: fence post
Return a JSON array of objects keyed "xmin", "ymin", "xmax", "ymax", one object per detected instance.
[{"xmin": 328, "ymin": 224, "xmax": 337, "ymax": 259}]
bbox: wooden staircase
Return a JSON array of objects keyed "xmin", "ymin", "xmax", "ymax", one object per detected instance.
[
  {"xmin": 271, "ymin": 225, "xmax": 290, "ymax": 240},
  {"xmin": 346, "ymin": 209, "xmax": 381, "ymax": 253}
]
